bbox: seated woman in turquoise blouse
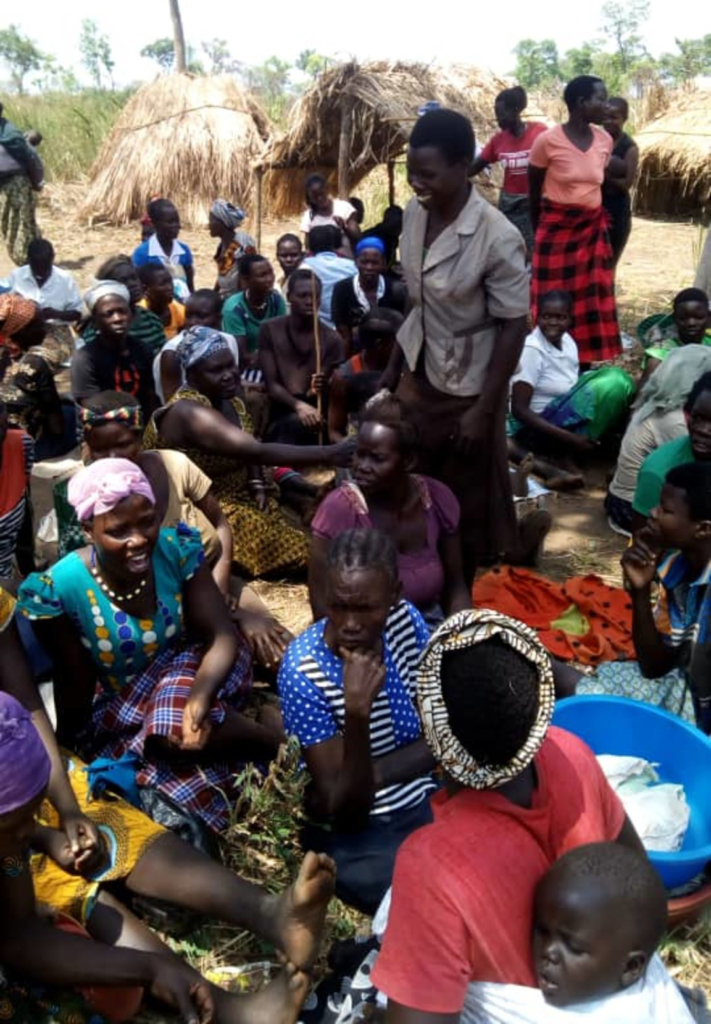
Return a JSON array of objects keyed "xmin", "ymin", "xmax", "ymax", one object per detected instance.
[{"xmin": 18, "ymin": 458, "xmax": 284, "ymax": 835}]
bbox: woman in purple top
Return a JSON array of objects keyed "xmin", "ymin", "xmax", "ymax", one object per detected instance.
[{"xmin": 309, "ymin": 393, "xmax": 470, "ymax": 625}]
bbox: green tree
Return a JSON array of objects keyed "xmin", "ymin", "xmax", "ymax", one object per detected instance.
[
  {"xmin": 296, "ymin": 49, "xmax": 329, "ymax": 79},
  {"xmin": 659, "ymin": 35, "xmax": 711, "ymax": 83},
  {"xmin": 79, "ymin": 19, "xmax": 115, "ymax": 89},
  {"xmin": 248, "ymin": 56, "xmax": 293, "ymax": 121},
  {"xmin": 140, "ymin": 37, "xmax": 176, "ymax": 71},
  {"xmin": 201, "ymin": 38, "xmax": 242, "ymax": 75},
  {"xmin": 599, "ymin": 0, "xmax": 649, "ymax": 74},
  {"xmin": 511, "ymin": 39, "xmax": 560, "ymax": 89},
  {"xmin": 0, "ymin": 25, "xmax": 48, "ymax": 94},
  {"xmin": 561, "ymin": 43, "xmax": 599, "ymax": 79}
]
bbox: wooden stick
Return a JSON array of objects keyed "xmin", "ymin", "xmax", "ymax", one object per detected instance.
[{"xmin": 312, "ymin": 273, "xmax": 324, "ymax": 444}]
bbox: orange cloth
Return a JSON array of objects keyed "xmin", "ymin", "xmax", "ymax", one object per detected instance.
[
  {"xmin": 55, "ymin": 914, "xmax": 144, "ymax": 1022},
  {"xmin": 529, "ymin": 125, "xmax": 612, "ymax": 209},
  {"xmin": 472, "ymin": 566, "xmax": 635, "ymax": 665}
]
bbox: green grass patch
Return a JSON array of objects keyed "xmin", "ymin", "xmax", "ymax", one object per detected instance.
[{"xmin": 1, "ymin": 89, "xmax": 131, "ymax": 181}]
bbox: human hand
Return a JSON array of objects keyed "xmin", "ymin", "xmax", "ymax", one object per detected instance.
[
  {"xmin": 149, "ymin": 956, "xmax": 214, "ymax": 1024},
  {"xmin": 33, "ymin": 826, "xmax": 77, "ymax": 874},
  {"xmin": 295, "ymin": 401, "xmax": 321, "ymax": 430},
  {"xmin": 41, "ymin": 307, "xmax": 63, "ymax": 321},
  {"xmin": 621, "ymin": 528, "xmax": 659, "ymax": 591},
  {"xmin": 309, "ymin": 372, "xmax": 326, "ymax": 395},
  {"xmin": 181, "ymin": 689, "xmax": 213, "ymax": 751},
  {"xmin": 342, "ymin": 649, "xmax": 386, "ymax": 718},
  {"xmin": 333, "ymin": 216, "xmax": 346, "ymax": 230},
  {"xmin": 237, "ymin": 609, "xmax": 293, "ymax": 668},
  {"xmin": 571, "ymin": 434, "xmax": 598, "ymax": 453},
  {"xmin": 453, "ymin": 405, "xmax": 493, "ymax": 456},
  {"xmin": 61, "ymin": 812, "xmax": 108, "ymax": 877},
  {"xmin": 250, "ymin": 486, "xmax": 269, "ymax": 512},
  {"xmin": 329, "ymin": 436, "xmax": 356, "ymax": 467}
]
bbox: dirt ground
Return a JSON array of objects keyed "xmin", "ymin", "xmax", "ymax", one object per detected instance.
[
  {"xmin": 2, "ymin": 191, "xmax": 700, "ymax": 618},
  {"xmin": 3, "ymin": 193, "xmax": 711, "ymax": 1002}
]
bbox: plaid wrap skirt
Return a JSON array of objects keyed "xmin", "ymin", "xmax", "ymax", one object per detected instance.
[
  {"xmin": 86, "ymin": 640, "xmax": 253, "ymax": 832},
  {"xmin": 531, "ymin": 199, "xmax": 621, "ymax": 364}
]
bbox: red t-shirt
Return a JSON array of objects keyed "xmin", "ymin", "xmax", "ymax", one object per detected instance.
[
  {"xmin": 480, "ymin": 122, "xmax": 548, "ymax": 195},
  {"xmin": 371, "ymin": 727, "xmax": 625, "ymax": 1013}
]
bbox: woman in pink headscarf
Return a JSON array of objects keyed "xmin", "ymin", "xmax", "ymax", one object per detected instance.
[{"xmin": 18, "ymin": 458, "xmax": 285, "ymax": 838}]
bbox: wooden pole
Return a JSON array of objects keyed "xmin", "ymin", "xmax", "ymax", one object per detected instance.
[
  {"xmin": 312, "ymin": 273, "xmax": 324, "ymax": 444},
  {"xmin": 337, "ymin": 94, "xmax": 352, "ymax": 198},
  {"xmin": 168, "ymin": 0, "xmax": 187, "ymax": 73},
  {"xmin": 388, "ymin": 160, "xmax": 396, "ymax": 206},
  {"xmin": 255, "ymin": 168, "xmax": 263, "ymax": 253}
]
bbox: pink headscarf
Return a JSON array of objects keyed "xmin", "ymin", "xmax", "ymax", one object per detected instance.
[
  {"xmin": 0, "ymin": 692, "xmax": 50, "ymax": 816},
  {"xmin": 67, "ymin": 457, "xmax": 156, "ymax": 522}
]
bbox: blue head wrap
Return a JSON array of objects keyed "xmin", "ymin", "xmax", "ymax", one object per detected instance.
[
  {"xmin": 177, "ymin": 326, "xmax": 231, "ymax": 370},
  {"xmin": 355, "ymin": 236, "xmax": 386, "ymax": 258}
]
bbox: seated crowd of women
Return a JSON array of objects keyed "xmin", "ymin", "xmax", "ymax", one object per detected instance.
[{"xmin": 0, "ymin": 71, "xmax": 710, "ymax": 1024}]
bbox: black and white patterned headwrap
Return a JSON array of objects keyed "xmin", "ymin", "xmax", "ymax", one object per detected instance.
[{"xmin": 417, "ymin": 609, "xmax": 555, "ymax": 789}]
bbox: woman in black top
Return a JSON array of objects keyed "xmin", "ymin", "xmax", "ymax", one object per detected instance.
[
  {"xmin": 602, "ymin": 97, "xmax": 638, "ymax": 266},
  {"xmin": 331, "ymin": 236, "xmax": 406, "ymax": 354}
]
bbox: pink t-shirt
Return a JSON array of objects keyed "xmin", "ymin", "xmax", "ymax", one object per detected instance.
[
  {"xmin": 372, "ymin": 727, "xmax": 626, "ymax": 1013},
  {"xmin": 529, "ymin": 124, "xmax": 612, "ymax": 209},
  {"xmin": 480, "ymin": 122, "xmax": 548, "ymax": 195},
  {"xmin": 311, "ymin": 475, "xmax": 460, "ymax": 611}
]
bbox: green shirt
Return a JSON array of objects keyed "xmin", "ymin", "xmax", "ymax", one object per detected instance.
[
  {"xmin": 644, "ymin": 330, "xmax": 711, "ymax": 366},
  {"xmin": 633, "ymin": 434, "xmax": 695, "ymax": 516},
  {"xmin": 222, "ymin": 290, "xmax": 286, "ymax": 354},
  {"xmin": 81, "ymin": 306, "xmax": 167, "ymax": 358}
]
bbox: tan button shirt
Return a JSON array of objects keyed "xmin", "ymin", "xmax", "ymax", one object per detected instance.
[{"xmin": 397, "ymin": 188, "xmax": 529, "ymax": 397}]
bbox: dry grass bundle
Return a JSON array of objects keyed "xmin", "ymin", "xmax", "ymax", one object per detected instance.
[
  {"xmin": 260, "ymin": 60, "xmax": 507, "ymax": 218},
  {"xmin": 634, "ymin": 87, "xmax": 711, "ymax": 219},
  {"xmin": 79, "ymin": 74, "xmax": 270, "ymax": 227}
]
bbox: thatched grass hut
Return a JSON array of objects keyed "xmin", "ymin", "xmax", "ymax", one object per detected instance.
[
  {"xmin": 259, "ymin": 61, "xmax": 507, "ymax": 218},
  {"xmin": 634, "ymin": 89, "xmax": 711, "ymax": 219},
  {"xmin": 80, "ymin": 74, "xmax": 270, "ymax": 226}
]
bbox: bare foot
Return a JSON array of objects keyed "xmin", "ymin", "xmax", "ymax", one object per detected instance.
[
  {"xmin": 511, "ymin": 452, "xmax": 535, "ymax": 498},
  {"xmin": 545, "ymin": 470, "xmax": 585, "ymax": 491},
  {"xmin": 216, "ymin": 962, "xmax": 310, "ymax": 1024},
  {"xmin": 271, "ymin": 851, "xmax": 336, "ymax": 970}
]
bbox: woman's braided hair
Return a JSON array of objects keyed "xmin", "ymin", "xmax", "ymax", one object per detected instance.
[{"xmin": 326, "ymin": 528, "xmax": 399, "ymax": 587}]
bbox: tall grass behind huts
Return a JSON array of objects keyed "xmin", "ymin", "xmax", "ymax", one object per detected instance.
[
  {"xmin": 259, "ymin": 61, "xmax": 507, "ymax": 218},
  {"xmin": 79, "ymin": 74, "xmax": 270, "ymax": 227}
]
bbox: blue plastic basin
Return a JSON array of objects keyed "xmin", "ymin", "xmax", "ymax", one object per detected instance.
[{"xmin": 553, "ymin": 695, "xmax": 711, "ymax": 889}]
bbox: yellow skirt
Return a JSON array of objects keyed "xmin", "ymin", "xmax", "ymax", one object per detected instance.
[{"xmin": 32, "ymin": 754, "xmax": 165, "ymax": 923}]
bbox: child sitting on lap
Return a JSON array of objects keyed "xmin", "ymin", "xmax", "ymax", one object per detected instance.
[{"xmin": 464, "ymin": 842, "xmax": 695, "ymax": 1022}]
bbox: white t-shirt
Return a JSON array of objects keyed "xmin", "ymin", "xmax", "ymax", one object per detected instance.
[
  {"xmin": 300, "ymin": 198, "xmax": 357, "ymax": 257},
  {"xmin": 152, "ymin": 331, "xmax": 239, "ymax": 403},
  {"xmin": 460, "ymin": 955, "xmax": 693, "ymax": 1024},
  {"xmin": 511, "ymin": 327, "xmax": 579, "ymax": 414},
  {"xmin": 609, "ymin": 409, "xmax": 687, "ymax": 503},
  {"xmin": 4, "ymin": 265, "xmax": 83, "ymax": 315}
]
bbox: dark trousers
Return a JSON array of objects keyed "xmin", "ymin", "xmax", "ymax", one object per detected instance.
[{"xmin": 301, "ymin": 797, "xmax": 433, "ymax": 916}]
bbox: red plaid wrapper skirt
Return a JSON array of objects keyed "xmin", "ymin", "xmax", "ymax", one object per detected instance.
[
  {"xmin": 86, "ymin": 640, "xmax": 253, "ymax": 832},
  {"xmin": 531, "ymin": 199, "xmax": 621, "ymax": 364}
]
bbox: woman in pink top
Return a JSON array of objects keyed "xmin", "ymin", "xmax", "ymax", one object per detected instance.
[
  {"xmin": 308, "ymin": 393, "xmax": 470, "ymax": 627},
  {"xmin": 472, "ymin": 86, "xmax": 547, "ymax": 260},
  {"xmin": 529, "ymin": 75, "xmax": 621, "ymax": 366}
]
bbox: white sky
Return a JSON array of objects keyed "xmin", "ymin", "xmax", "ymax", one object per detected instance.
[{"xmin": 2, "ymin": 0, "xmax": 699, "ymax": 88}]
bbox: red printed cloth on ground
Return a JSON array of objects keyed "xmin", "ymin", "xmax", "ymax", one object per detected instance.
[
  {"xmin": 473, "ymin": 566, "xmax": 635, "ymax": 665},
  {"xmin": 86, "ymin": 641, "xmax": 252, "ymax": 831},
  {"xmin": 531, "ymin": 199, "xmax": 620, "ymax": 364}
]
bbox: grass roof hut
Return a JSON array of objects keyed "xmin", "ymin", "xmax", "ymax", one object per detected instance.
[
  {"xmin": 633, "ymin": 89, "xmax": 711, "ymax": 219},
  {"xmin": 258, "ymin": 61, "xmax": 507, "ymax": 219},
  {"xmin": 80, "ymin": 74, "xmax": 270, "ymax": 226}
]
